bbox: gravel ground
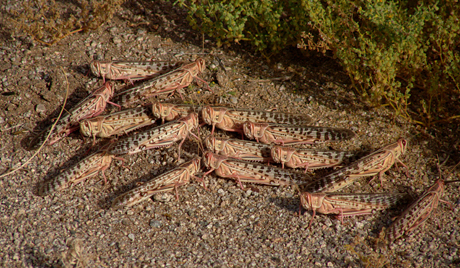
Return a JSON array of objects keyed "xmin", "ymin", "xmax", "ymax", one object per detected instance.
[{"xmin": 1, "ymin": 1, "xmax": 460, "ymax": 267}]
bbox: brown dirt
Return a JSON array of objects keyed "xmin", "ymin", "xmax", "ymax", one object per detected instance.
[{"xmin": 1, "ymin": 1, "xmax": 459, "ymax": 267}]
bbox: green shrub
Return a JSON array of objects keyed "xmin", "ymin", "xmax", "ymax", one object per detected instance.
[
  {"xmin": 173, "ymin": 0, "xmax": 309, "ymax": 52},
  {"xmin": 299, "ymin": 0, "xmax": 460, "ymax": 126},
  {"xmin": 175, "ymin": 0, "xmax": 460, "ymax": 126}
]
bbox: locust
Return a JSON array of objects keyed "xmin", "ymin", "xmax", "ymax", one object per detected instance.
[
  {"xmin": 202, "ymin": 151, "xmax": 310, "ymax": 189},
  {"xmin": 300, "ymin": 192, "xmax": 407, "ymax": 228},
  {"xmin": 114, "ymin": 58, "xmax": 208, "ymax": 107},
  {"xmin": 243, "ymin": 122, "xmax": 356, "ymax": 146},
  {"xmin": 38, "ymin": 150, "xmax": 121, "ymax": 196},
  {"xmin": 271, "ymin": 145, "xmax": 352, "ymax": 172},
  {"xmin": 204, "ymin": 135, "xmax": 273, "ymax": 163},
  {"xmin": 30, "ymin": 82, "xmax": 118, "ymax": 148},
  {"xmin": 90, "ymin": 60, "xmax": 182, "ymax": 82},
  {"xmin": 302, "ymin": 138, "xmax": 408, "ymax": 193},
  {"xmin": 108, "ymin": 112, "xmax": 199, "ymax": 158},
  {"xmin": 112, "ymin": 157, "xmax": 201, "ymax": 208},
  {"xmin": 79, "ymin": 106, "xmax": 157, "ymax": 142},
  {"xmin": 201, "ymin": 106, "xmax": 313, "ymax": 134},
  {"xmin": 386, "ymin": 179, "xmax": 458, "ymax": 243},
  {"xmin": 151, "ymin": 102, "xmax": 200, "ymax": 124}
]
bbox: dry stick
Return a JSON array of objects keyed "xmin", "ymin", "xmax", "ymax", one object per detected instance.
[
  {"xmin": 248, "ymin": 75, "xmax": 294, "ymax": 83},
  {"xmin": 27, "ymin": 28, "xmax": 84, "ymax": 46},
  {"xmin": 214, "ymin": 56, "xmax": 227, "ymax": 74},
  {"xmin": 0, "ymin": 67, "xmax": 69, "ymax": 178},
  {"xmin": 2, "ymin": 123, "xmax": 24, "ymax": 132}
]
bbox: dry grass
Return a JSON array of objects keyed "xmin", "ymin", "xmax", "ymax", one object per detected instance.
[{"xmin": 8, "ymin": 0, "xmax": 125, "ymax": 46}]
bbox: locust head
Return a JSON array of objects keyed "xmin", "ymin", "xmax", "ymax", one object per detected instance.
[
  {"xmin": 201, "ymin": 106, "xmax": 214, "ymax": 126},
  {"xmin": 202, "ymin": 151, "xmax": 227, "ymax": 170},
  {"xmin": 79, "ymin": 119, "xmax": 92, "ymax": 137},
  {"xmin": 271, "ymin": 145, "xmax": 295, "ymax": 165},
  {"xmin": 90, "ymin": 60, "xmax": 112, "ymax": 79},
  {"xmin": 201, "ymin": 106, "xmax": 228, "ymax": 125},
  {"xmin": 152, "ymin": 102, "xmax": 175, "ymax": 123},
  {"xmin": 195, "ymin": 57, "xmax": 206, "ymax": 73},
  {"xmin": 189, "ymin": 157, "xmax": 202, "ymax": 174},
  {"xmin": 300, "ymin": 192, "xmax": 327, "ymax": 212},
  {"xmin": 397, "ymin": 138, "xmax": 408, "ymax": 155},
  {"xmin": 182, "ymin": 112, "xmax": 199, "ymax": 131},
  {"xmin": 243, "ymin": 122, "xmax": 268, "ymax": 142}
]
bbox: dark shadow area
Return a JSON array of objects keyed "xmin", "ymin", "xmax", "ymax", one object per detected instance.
[
  {"xmin": 20, "ymin": 85, "xmax": 90, "ymax": 151},
  {"xmin": 23, "ymin": 245, "xmax": 56, "ymax": 268},
  {"xmin": 68, "ymin": 63, "xmax": 92, "ymax": 78},
  {"xmin": 33, "ymin": 140, "xmax": 97, "ymax": 196},
  {"xmin": 0, "ymin": 8, "xmax": 29, "ymax": 47},
  {"xmin": 122, "ymin": 0, "xmax": 204, "ymax": 48},
  {"xmin": 269, "ymin": 196, "xmax": 302, "ymax": 215}
]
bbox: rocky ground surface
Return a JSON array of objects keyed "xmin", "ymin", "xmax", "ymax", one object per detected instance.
[{"xmin": 1, "ymin": 1, "xmax": 459, "ymax": 267}]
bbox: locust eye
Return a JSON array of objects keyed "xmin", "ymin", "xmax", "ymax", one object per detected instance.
[{"xmin": 401, "ymin": 139, "xmax": 407, "ymax": 147}]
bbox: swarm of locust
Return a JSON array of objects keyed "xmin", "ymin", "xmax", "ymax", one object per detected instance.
[
  {"xmin": 35, "ymin": 56, "xmax": 455, "ymax": 244},
  {"xmin": 36, "ymin": 58, "xmax": 209, "ymax": 195},
  {"xmin": 40, "ymin": 96, "xmax": 359, "ymax": 199},
  {"xmin": 107, "ymin": 103, "xmax": 358, "ymax": 206}
]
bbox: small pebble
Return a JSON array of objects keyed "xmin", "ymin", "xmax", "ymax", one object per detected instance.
[
  {"xmin": 187, "ymin": 210, "xmax": 195, "ymax": 217},
  {"xmin": 154, "ymin": 193, "xmax": 172, "ymax": 202},
  {"xmin": 35, "ymin": 104, "xmax": 46, "ymax": 113},
  {"xmin": 128, "ymin": 233, "xmax": 135, "ymax": 241},
  {"xmin": 186, "ymin": 186, "xmax": 195, "ymax": 193},
  {"xmin": 137, "ymin": 29, "xmax": 147, "ymax": 35},
  {"xmin": 230, "ymin": 96, "xmax": 238, "ymax": 104},
  {"xmin": 149, "ymin": 220, "xmax": 162, "ymax": 228},
  {"xmin": 244, "ymin": 189, "xmax": 252, "ymax": 198}
]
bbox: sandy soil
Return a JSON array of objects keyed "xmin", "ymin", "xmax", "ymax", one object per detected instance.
[{"xmin": 1, "ymin": 1, "xmax": 459, "ymax": 267}]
